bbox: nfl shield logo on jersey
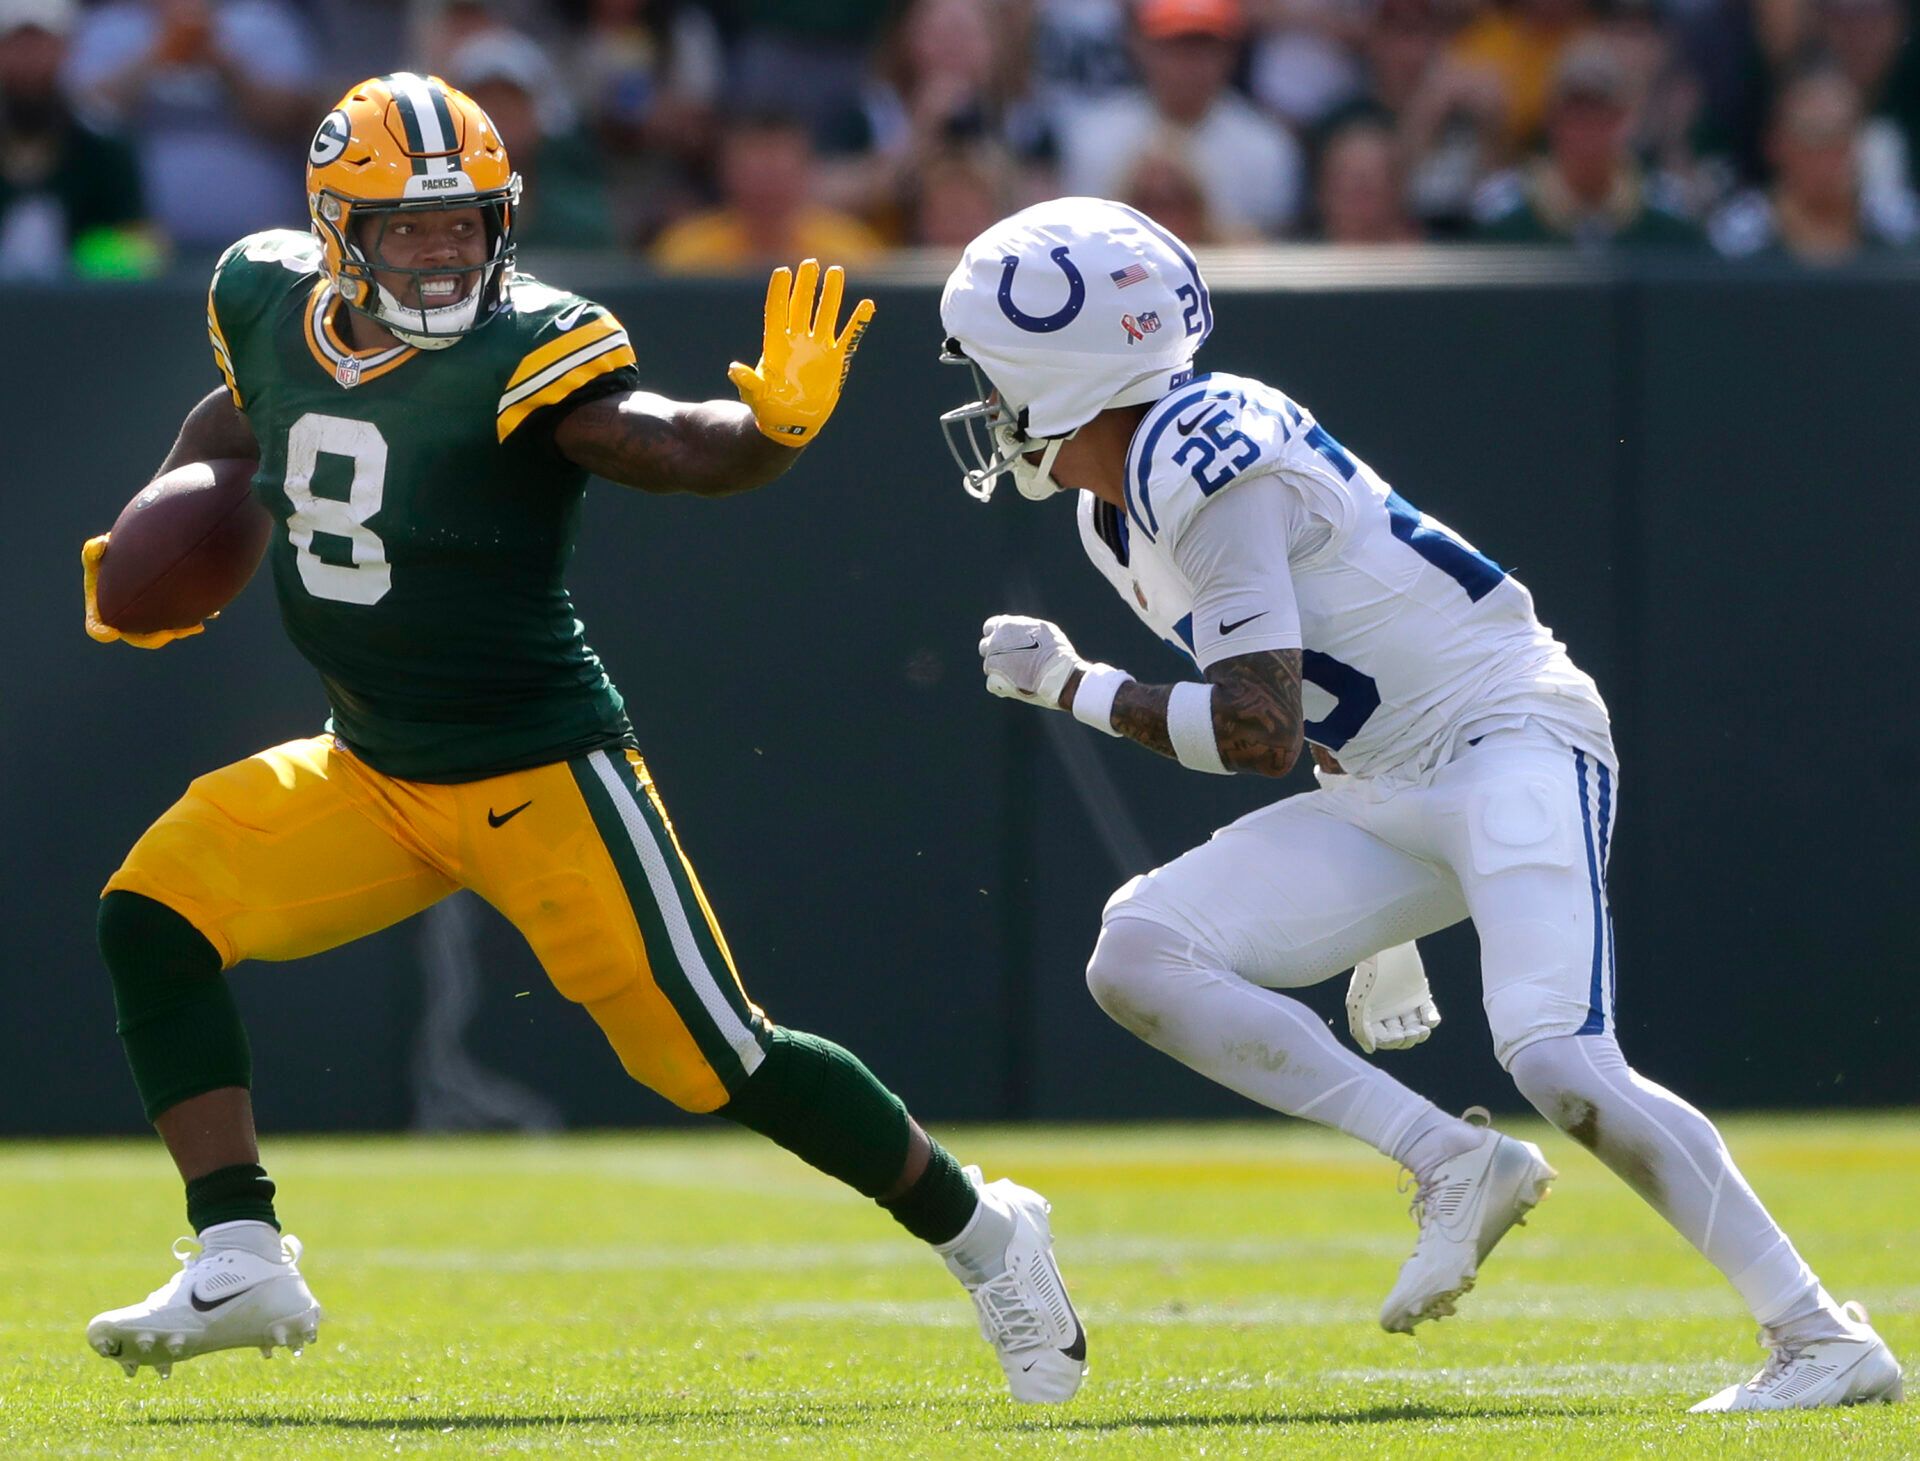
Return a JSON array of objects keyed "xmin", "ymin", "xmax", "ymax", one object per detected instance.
[{"xmin": 335, "ymin": 356, "xmax": 362, "ymax": 388}]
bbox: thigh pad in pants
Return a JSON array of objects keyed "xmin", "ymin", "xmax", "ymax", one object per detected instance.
[{"xmin": 1102, "ymin": 785, "xmax": 1466, "ymax": 989}]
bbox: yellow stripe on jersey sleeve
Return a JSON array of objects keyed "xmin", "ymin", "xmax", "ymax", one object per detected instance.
[
  {"xmin": 207, "ymin": 279, "xmax": 243, "ymax": 410},
  {"xmin": 504, "ymin": 315, "xmax": 623, "ymax": 393},
  {"xmin": 496, "ymin": 330, "xmax": 636, "ymax": 442}
]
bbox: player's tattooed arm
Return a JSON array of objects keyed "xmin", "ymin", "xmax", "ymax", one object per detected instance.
[
  {"xmin": 1063, "ymin": 650, "xmax": 1304, "ymax": 777},
  {"xmin": 554, "ymin": 391, "xmax": 800, "ymax": 497},
  {"xmin": 156, "ymin": 388, "xmax": 259, "ymax": 476},
  {"xmin": 1209, "ymin": 649, "xmax": 1305, "ymax": 776}
]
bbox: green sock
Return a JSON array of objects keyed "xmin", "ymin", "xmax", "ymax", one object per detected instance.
[
  {"xmin": 185, "ymin": 1163, "xmax": 280, "ymax": 1233},
  {"xmin": 98, "ymin": 891, "xmax": 251, "ymax": 1122}
]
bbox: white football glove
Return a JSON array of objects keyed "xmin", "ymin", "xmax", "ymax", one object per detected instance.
[
  {"xmin": 1345, "ymin": 941, "xmax": 1441, "ymax": 1054},
  {"xmin": 979, "ymin": 614, "xmax": 1085, "ymax": 709}
]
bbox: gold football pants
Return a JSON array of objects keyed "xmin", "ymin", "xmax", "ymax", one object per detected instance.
[{"xmin": 105, "ymin": 736, "xmax": 769, "ymax": 1112}]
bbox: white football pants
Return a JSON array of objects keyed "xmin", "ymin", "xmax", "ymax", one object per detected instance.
[{"xmin": 1088, "ymin": 726, "xmax": 1827, "ymax": 1329}]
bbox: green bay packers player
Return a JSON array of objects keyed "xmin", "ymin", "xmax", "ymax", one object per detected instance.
[{"xmin": 77, "ymin": 74, "xmax": 1085, "ymax": 1403}]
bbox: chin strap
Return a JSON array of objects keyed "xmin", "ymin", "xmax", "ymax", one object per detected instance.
[
  {"xmin": 1013, "ymin": 435, "xmax": 1069, "ymax": 500},
  {"xmin": 372, "ymin": 281, "xmax": 480, "ymax": 350}
]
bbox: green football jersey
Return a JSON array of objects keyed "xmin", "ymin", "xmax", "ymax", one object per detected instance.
[{"xmin": 208, "ymin": 229, "xmax": 643, "ymax": 782}]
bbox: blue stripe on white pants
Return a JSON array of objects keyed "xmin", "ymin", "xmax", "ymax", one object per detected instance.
[
  {"xmin": 1573, "ymin": 750, "xmax": 1611, "ymax": 1035},
  {"xmin": 1598, "ymin": 758, "xmax": 1616, "ymax": 1024}
]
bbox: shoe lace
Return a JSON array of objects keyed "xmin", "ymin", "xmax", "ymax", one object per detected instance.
[
  {"xmin": 1397, "ymin": 1165, "xmax": 1426, "ymax": 1226},
  {"xmin": 1398, "ymin": 1105, "xmax": 1492, "ymax": 1232},
  {"xmin": 137, "ymin": 1236, "xmax": 205, "ymax": 1305},
  {"xmin": 970, "ymin": 1270, "xmax": 1049, "ymax": 1352},
  {"xmin": 1750, "ymin": 1327, "xmax": 1809, "ymax": 1390}
]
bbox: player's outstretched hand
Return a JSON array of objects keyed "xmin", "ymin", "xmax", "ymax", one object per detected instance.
[
  {"xmin": 82, "ymin": 535, "xmax": 205, "ymax": 649},
  {"xmin": 1346, "ymin": 941, "xmax": 1441, "ymax": 1054},
  {"xmin": 728, "ymin": 259, "xmax": 875, "ymax": 448},
  {"xmin": 979, "ymin": 614, "xmax": 1085, "ymax": 709}
]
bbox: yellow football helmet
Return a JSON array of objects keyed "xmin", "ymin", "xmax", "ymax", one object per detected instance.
[{"xmin": 306, "ymin": 73, "xmax": 521, "ymax": 350}]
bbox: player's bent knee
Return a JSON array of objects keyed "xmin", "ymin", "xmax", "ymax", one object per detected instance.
[
  {"xmin": 98, "ymin": 890, "xmax": 222, "ymax": 992},
  {"xmin": 1085, "ymin": 915, "xmax": 1192, "ymax": 1038},
  {"xmin": 1505, "ymin": 1032, "xmax": 1628, "ymax": 1134}
]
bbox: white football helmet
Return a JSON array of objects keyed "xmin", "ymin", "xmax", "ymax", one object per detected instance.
[{"xmin": 940, "ymin": 197, "xmax": 1212, "ymax": 502}]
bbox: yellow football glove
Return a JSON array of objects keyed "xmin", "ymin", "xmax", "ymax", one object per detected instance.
[
  {"xmin": 82, "ymin": 534, "xmax": 205, "ymax": 649},
  {"xmin": 728, "ymin": 259, "xmax": 875, "ymax": 448}
]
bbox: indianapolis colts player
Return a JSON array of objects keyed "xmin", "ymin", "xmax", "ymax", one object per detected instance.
[{"xmin": 942, "ymin": 197, "xmax": 1902, "ymax": 1412}]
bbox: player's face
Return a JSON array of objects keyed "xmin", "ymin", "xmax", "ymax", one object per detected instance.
[{"xmin": 357, "ymin": 206, "xmax": 490, "ymax": 311}]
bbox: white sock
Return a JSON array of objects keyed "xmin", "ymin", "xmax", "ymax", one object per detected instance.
[
  {"xmin": 1393, "ymin": 1107, "xmax": 1488, "ymax": 1185},
  {"xmin": 1769, "ymin": 1285, "xmax": 1856, "ymax": 1344},
  {"xmin": 198, "ymin": 1219, "xmax": 283, "ymax": 1261},
  {"xmin": 1087, "ymin": 917, "xmax": 1474, "ymax": 1166},
  {"xmin": 1508, "ymin": 1034, "xmax": 1833, "ymax": 1329},
  {"xmin": 935, "ymin": 1189, "xmax": 1015, "ymax": 1283}
]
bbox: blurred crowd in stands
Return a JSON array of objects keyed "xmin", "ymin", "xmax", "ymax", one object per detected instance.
[{"xmin": 3, "ymin": 0, "xmax": 1917, "ymax": 280}]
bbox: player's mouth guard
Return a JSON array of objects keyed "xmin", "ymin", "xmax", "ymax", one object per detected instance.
[{"xmin": 939, "ymin": 339, "xmax": 1072, "ymax": 503}]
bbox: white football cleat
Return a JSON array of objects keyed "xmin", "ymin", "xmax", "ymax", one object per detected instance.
[
  {"xmin": 946, "ymin": 1168, "xmax": 1086, "ymax": 1403},
  {"xmin": 1690, "ymin": 1301, "xmax": 1904, "ymax": 1412},
  {"xmin": 87, "ymin": 1232, "xmax": 322, "ymax": 1378},
  {"xmin": 1380, "ymin": 1109, "xmax": 1556, "ymax": 1334}
]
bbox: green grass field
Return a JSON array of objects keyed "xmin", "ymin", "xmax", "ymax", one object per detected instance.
[{"xmin": 1, "ymin": 1114, "xmax": 1912, "ymax": 1459}]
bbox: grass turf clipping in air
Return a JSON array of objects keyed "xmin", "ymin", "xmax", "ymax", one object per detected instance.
[{"xmin": 0, "ymin": 1114, "xmax": 1913, "ymax": 1458}]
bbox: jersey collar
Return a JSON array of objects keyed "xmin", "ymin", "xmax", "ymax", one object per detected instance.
[{"xmin": 304, "ymin": 280, "xmax": 420, "ymax": 389}]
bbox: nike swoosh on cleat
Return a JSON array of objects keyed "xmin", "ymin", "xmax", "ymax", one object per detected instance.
[
  {"xmin": 1062, "ymin": 1317, "xmax": 1087, "ymax": 1363},
  {"xmin": 1018, "ymin": 1315, "xmax": 1087, "ymax": 1372},
  {"xmin": 487, "ymin": 800, "xmax": 533, "ymax": 828},
  {"xmin": 189, "ymin": 1287, "xmax": 250, "ymax": 1313}
]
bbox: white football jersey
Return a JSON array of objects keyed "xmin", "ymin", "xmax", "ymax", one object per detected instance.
[{"xmin": 1077, "ymin": 371, "xmax": 1614, "ymax": 781}]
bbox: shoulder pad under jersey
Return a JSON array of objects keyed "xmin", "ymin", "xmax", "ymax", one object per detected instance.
[
  {"xmin": 207, "ymin": 230, "xmax": 321, "ymax": 409},
  {"xmin": 494, "ymin": 275, "xmax": 638, "ymax": 443},
  {"xmin": 1122, "ymin": 372, "xmax": 1293, "ymax": 551}
]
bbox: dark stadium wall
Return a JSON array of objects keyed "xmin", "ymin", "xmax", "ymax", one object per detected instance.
[{"xmin": 4, "ymin": 264, "xmax": 1916, "ymax": 1136}]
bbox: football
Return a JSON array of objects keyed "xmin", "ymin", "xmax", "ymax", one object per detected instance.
[{"xmin": 94, "ymin": 458, "xmax": 272, "ymax": 634}]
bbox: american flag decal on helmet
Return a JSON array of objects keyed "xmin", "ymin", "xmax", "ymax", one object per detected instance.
[{"xmin": 1109, "ymin": 263, "xmax": 1149, "ymax": 288}]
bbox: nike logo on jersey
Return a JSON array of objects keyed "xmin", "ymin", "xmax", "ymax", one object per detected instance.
[
  {"xmin": 487, "ymin": 801, "xmax": 533, "ymax": 828},
  {"xmin": 552, "ymin": 301, "xmax": 591, "ymax": 332},
  {"xmin": 1175, "ymin": 409, "xmax": 1210, "ymax": 436},
  {"xmin": 1219, "ymin": 611, "xmax": 1270, "ymax": 636},
  {"xmin": 189, "ymin": 1285, "xmax": 251, "ymax": 1313}
]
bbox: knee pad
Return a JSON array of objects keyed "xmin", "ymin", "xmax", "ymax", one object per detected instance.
[
  {"xmin": 98, "ymin": 890, "xmax": 245, "ymax": 1121},
  {"xmin": 99, "ymin": 890, "xmax": 223, "ymax": 1026}
]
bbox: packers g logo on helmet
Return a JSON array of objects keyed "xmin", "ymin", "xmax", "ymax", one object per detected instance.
[
  {"xmin": 305, "ymin": 74, "xmax": 521, "ymax": 351},
  {"xmin": 309, "ymin": 109, "xmax": 351, "ymax": 167}
]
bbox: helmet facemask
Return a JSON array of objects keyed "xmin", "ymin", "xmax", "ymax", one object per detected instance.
[
  {"xmin": 316, "ymin": 182, "xmax": 519, "ymax": 351},
  {"xmin": 938, "ymin": 339, "xmax": 1078, "ymax": 503}
]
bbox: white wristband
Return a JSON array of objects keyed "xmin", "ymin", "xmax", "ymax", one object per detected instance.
[
  {"xmin": 1167, "ymin": 681, "xmax": 1230, "ymax": 774},
  {"xmin": 1070, "ymin": 663, "xmax": 1132, "ymax": 735}
]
